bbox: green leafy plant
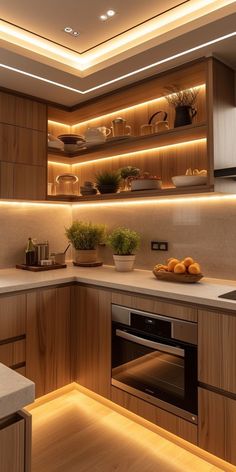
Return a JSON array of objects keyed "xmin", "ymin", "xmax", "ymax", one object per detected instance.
[
  {"xmin": 107, "ymin": 227, "xmax": 141, "ymax": 255},
  {"xmin": 65, "ymin": 221, "xmax": 106, "ymax": 250},
  {"xmin": 95, "ymin": 171, "xmax": 121, "ymax": 194},
  {"xmin": 119, "ymin": 166, "xmax": 140, "ymax": 180}
]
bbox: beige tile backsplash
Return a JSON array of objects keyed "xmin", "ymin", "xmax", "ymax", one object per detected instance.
[
  {"xmin": 1, "ymin": 199, "xmax": 236, "ymax": 281},
  {"xmin": 72, "ymin": 199, "xmax": 236, "ymax": 280}
]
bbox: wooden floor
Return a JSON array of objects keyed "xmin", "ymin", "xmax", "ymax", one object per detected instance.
[{"xmin": 30, "ymin": 389, "xmax": 231, "ymax": 472}]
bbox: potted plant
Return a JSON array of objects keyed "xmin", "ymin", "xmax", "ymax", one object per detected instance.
[
  {"xmin": 164, "ymin": 86, "xmax": 199, "ymax": 127},
  {"xmin": 65, "ymin": 221, "xmax": 106, "ymax": 264},
  {"xmin": 95, "ymin": 171, "xmax": 121, "ymax": 194},
  {"xmin": 119, "ymin": 166, "xmax": 140, "ymax": 191},
  {"xmin": 107, "ymin": 227, "xmax": 141, "ymax": 272}
]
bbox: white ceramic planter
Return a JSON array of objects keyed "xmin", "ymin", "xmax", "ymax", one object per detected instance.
[
  {"xmin": 75, "ymin": 248, "xmax": 98, "ymax": 264},
  {"xmin": 113, "ymin": 254, "xmax": 136, "ymax": 272}
]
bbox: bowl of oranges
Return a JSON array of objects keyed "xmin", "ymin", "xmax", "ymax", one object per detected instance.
[{"xmin": 153, "ymin": 257, "xmax": 203, "ymax": 283}]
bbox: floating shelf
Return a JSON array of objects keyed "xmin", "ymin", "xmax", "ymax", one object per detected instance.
[
  {"xmin": 47, "ymin": 184, "xmax": 213, "ymax": 203},
  {"xmin": 48, "ymin": 122, "xmax": 207, "ymax": 165}
]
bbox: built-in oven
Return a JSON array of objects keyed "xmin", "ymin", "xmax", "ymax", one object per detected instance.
[{"xmin": 112, "ymin": 304, "xmax": 198, "ymax": 424}]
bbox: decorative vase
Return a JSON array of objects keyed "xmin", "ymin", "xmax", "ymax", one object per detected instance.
[
  {"xmin": 113, "ymin": 254, "xmax": 136, "ymax": 272},
  {"xmin": 174, "ymin": 106, "xmax": 197, "ymax": 127},
  {"xmin": 97, "ymin": 185, "xmax": 119, "ymax": 194},
  {"xmin": 75, "ymin": 248, "xmax": 98, "ymax": 264}
]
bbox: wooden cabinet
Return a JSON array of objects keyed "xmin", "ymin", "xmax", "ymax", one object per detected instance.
[
  {"xmin": 111, "ymin": 386, "xmax": 197, "ymax": 445},
  {"xmin": 198, "ymin": 309, "xmax": 236, "ymax": 394},
  {"xmin": 73, "ymin": 285, "xmax": 112, "ymax": 399},
  {"xmin": 0, "ymin": 91, "xmax": 47, "ymax": 201},
  {"xmin": 0, "ymin": 410, "xmax": 31, "ymax": 472},
  {"xmin": 0, "ymin": 293, "xmax": 26, "ymax": 341},
  {"xmin": 26, "ymin": 286, "xmax": 71, "ymax": 398},
  {"xmin": 199, "ymin": 388, "xmax": 236, "ymax": 465}
]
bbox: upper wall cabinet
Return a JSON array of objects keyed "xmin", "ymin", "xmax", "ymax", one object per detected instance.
[{"xmin": 0, "ymin": 91, "xmax": 47, "ymax": 200}]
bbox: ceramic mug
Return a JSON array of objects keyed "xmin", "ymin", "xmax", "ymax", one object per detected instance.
[
  {"xmin": 85, "ymin": 126, "xmax": 111, "ymax": 143},
  {"xmin": 140, "ymin": 124, "xmax": 154, "ymax": 135},
  {"xmin": 154, "ymin": 121, "xmax": 169, "ymax": 132}
]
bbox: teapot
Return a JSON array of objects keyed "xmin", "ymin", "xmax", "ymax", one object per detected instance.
[
  {"xmin": 111, "ymin": 117, "xmax": 132, "ymax": 137},
  {"xmin": 140, "ymin": 111, "xmax": 168, "ymax": 135},
  {"xmin": 84, "ymin": 126, "xmax": 111, "ymax": 143}
]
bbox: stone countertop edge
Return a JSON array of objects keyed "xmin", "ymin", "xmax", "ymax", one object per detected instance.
[
  {"xmin": 0, "ymin": 265, "xmax": 236, "ymax": 312},
  {"xmin": 0, "ymin": 363, "xmax": 35, "ymax": 420}
]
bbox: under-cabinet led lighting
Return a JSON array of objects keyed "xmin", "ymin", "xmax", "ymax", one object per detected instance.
[
  {"xmin": 73, "ymin": 194, "xmax": 236, "ymax": 208},
  {"xmin": 0, "ymin": 200, "xmax": 69, "ymax": 207},
  {"xmin": 71, "ymin": 138, "xmax": 207, "ymax": 167},
  {"xmin": 0, "ymin": 32, "xmax": 235, "ymax": 95},
  {"xmin": 48, "ymin": 161, "xmax": 71, "ymax": 167}
]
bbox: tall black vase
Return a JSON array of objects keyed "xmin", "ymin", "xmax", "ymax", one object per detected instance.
[{"xmin": 174, "ymin": 106, "xmax": 197, "ymax": 128}]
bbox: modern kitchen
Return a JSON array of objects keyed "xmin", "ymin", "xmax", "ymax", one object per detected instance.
[{"xmin": 1, "ymin": 1, "xmax": 236, "ymax": 471}]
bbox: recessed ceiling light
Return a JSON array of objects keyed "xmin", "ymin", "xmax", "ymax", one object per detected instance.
[
  {"xmin": 72, "ymin": 31, "xmax": 80, "ymax": 36},
  {"xmin": 100, "ymin": 14, "xmax": 108, "ymax": 21},
  {"xmin": 107, "ymin": 9, "xmax": 116, "ymax": 17},
  {"xmin": 64, "ymin": 27, "xmax": 73, "ymax": 33}
]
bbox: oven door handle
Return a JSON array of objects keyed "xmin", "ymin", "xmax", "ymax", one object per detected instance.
[{"xmin": 116, "ymin": 329, "xmax": 185, "ymax": 357}]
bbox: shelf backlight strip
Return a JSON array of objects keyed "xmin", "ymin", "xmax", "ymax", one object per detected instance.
[
  {"xmin": 71, "ymin": 138, "xmax": 207, "ymax": 167},
  {"xmin": 1, "ymin": 32, "xmax": 235, "ymax": 95},
  {"xmin": 71, "ymin": 85, "xmax": 206, "ymax": 128},
  {"xmin": 73, "ymin": 194, "xmax": 236, "ymax": 208}
]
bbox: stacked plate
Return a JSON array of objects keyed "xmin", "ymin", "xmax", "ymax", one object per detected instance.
[{"xmin": 58, "ymin": 134, "xmax": 85, "ymax": 152}]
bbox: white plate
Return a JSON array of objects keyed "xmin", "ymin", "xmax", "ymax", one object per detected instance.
[
  {"xmin": 172, "ymin": 175, "xmax": 207, "ymax": 187},
  {"xmin": 131, "ymin": 179, "xmax": 162, "ymax": 191}
]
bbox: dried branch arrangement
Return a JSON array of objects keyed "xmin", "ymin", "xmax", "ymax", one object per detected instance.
[{"xmin": 164, "ymin": 86, "xmax": 199, "ymax": 107}]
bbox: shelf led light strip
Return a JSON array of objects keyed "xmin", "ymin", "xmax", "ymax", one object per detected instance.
[
  {"xmin": 69, "ymin": 138, "xmax": 207, "ymax": 167},
  {"xmin": 1, "ymin": 32, "xmax": 235, "ymax": 95}
]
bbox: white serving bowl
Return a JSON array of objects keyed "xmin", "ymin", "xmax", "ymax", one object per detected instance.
[
  {"xmin": 131, "ymin": 179, "xmax": 162, "ymax": 191},
  {"xmin": 172, "ymin": 175, "xmax": 207, "ymax": 187}
]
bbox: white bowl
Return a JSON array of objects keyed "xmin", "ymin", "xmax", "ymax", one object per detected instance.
[
  {"xmin": 131, "ymin": 179, "xmax": 162, "ymax": 191},
  {"xmin": 172, "ymin": 175, "xmax": 207, "ymax": 187}
]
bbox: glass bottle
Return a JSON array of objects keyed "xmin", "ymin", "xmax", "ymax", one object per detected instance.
[{"xmin": 25, "ymin": 237, "xmax": 36, "ymax": 266}]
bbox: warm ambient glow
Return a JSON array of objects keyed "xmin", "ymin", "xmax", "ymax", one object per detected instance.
[
  {"xmin": 71, "ymin": 138, "xmax": 207, "ymax": 167},
  {"xmin": 0, "ymin": 1, "xmax": 229, "ymax": 72},
  {"xmin": 0, "ymin": 200, "xmax": 68, "ymax": 207},
  {"xmin": 72, "ymin": 85, "xmax": 205, "ymax": 128},
  {"xmin": 48, "ymin": 120, "xmax": 71, "ymax": 128},
  {"xmin": 1, "ymin": 32, "xmax": 235, "ymax": 95},
  {"xmin": 73, "ymin": 194, "xmax": 236, "ymax": 208}
]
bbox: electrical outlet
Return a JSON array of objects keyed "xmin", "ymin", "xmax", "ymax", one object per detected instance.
[{"xmin": 151, "ymin": 241, "xmax": 168, "ymax": 251}]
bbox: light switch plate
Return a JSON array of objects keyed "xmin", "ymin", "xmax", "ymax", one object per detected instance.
[{"xmin": 151, "ymin": 241, "xmax": 168, "ymax": 251}]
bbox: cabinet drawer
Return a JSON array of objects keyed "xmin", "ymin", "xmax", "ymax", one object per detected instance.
[
  {"xmin": 0, "ymin": 418, "xmax": 25, "ymax": 472},
  {"xmin": 0, "ymin": 294, "xmax": 26, "ymax": 341},
  {"xmin": 111, "ymin": 292, "xmax": 197, "ymax": 322},
  {"xmin": 198, "ymin": 309, "xmax": 236, "ymax": 393},
  {"xmin": 0, "ymin": 92, "xmax": 47, "ymax": 131},
  {"xmin": 111, "ymin": 386, "xmax": 197, "ymax": 445},
  {"xmin": 0, "ymin": 339, "xmax": 25, "ymax": 368}
]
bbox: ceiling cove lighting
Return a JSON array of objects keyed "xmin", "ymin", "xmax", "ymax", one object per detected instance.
[
  {"xmin": 73, "ymin": 194, "xmax": 236, "ymax": 208},
  {"xmin": 72, "ymin": 138, "xmax": 207, "ymax": 167},
  {"xmin": 0, "ymin": 32, "xmax": 235, "ymax": 95}
]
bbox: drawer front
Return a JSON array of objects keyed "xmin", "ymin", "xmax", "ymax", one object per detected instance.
[
  {"xmin": 0, "ymin": 419, "xmax": 25, "ymax": 472},
  {"xmin": 111, "ymin": 386, "xmax": 197, "ymax": 445},
  {"xmin": 0, "ymin": 339, "xmax": 25, "ymax": 368},
  {"xmin": 111, "ymin": 292, "xmax": 197, "ymax": 322},
  {"xmin": 0, "ymin": 294, "xmax": 26, "ymax": 341}
]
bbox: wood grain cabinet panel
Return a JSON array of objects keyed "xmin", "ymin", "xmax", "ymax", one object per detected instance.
[
  {"xmin": 0, "ymin": 91, "xmax": 47, "ymax": 131},
  {"xmin": 26, "ymin": 286, "xmax": 71, "ymax": 398},
  {"xmin": 13, "ymin": 163, "xmax": 47, "ymax": 200},
  {"xmin": 0, "ymin": 123, "xmax": 47, "ymax": 166},
  {"xmin": 0, "ymin": 419, "xmax": 25, "ymax": 472},
  {"xmin": 198, "ymin": 309, "xmax": 236, "ymax": 393},
  {"xmin": 198, "ymin": 388, "xmax": 236, "ymax": 465},
  {"xmin": 0, "ymin": 339, "xmax": 25, "ymax": 368},
  {"xmin": 0, "ymin": 293, "xmax": 26, "ymax": 341},
  {"xmin": 111, "ymin": 292, "xmax": 197, "ymax": 322},
  {"xmin": 73, "ymin": 286, "xmax": 112, "ymax": 399},
  {"xmin": 111, "ymin": 386, "xmax": 197, "ymax": 445}
]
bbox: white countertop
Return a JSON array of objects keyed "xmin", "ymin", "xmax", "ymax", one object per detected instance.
[
  {"xmin": 1, "ymin": 265, "xmax": 236, "ymax": 312},
  {"xmin": 0, "ymin": 363, "xmax": 35, "ymax": 419}
]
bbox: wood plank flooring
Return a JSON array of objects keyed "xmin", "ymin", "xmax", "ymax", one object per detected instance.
[{"xmin": 30, "ymin": 389, "xmax": 232, "ymax": 472}]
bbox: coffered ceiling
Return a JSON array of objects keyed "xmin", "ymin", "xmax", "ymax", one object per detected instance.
[{"xmin": 0, "ymin": 0, "xmax": 236, "ymax": 106}]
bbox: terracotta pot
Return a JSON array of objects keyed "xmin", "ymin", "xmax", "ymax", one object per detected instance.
[
  {"xmin": 113, "ymin": 254, "xmax": 136, "ymax": 272},
  {"xmin": 75, "ymin": 249, "xmax": 98, "ymax": 264}
]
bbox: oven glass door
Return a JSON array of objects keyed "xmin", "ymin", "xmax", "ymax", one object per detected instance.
[{"xmin": 112, "ymin": 325, "xmax": 197, "ymax": 414}]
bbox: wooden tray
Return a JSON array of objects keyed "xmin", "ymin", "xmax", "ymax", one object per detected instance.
[
  {"xmin": 153, "ymin": 269, "xmax": 203, "ymax": 283},
  {"xmin": 73, "ymin": 261, "xmax": 103, "ymax": 267},
  {"xmin": 16, "ymin": 264, "xmax": 67, "ymax": 272}
]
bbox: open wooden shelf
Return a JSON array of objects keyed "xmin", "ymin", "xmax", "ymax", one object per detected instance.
[
  {"xmin": 48, "ymin": 122, "xmax": 207, "ymax": 165},
  {"xmin": 47, "ymin": 184, "xmax": 214, "ymax": 203}
]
